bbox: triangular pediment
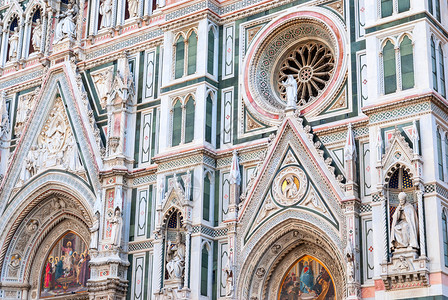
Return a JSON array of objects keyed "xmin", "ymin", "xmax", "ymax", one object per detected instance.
[
  {"xmin": 0, "ymin": 67, "xmax": 102, "ymax": 213},
  {"xmin": 382, "ymin": 130, "xmax": 414, "ymax": 171},
  {"xmin": 239, "ymin": 115, "xmax": 346, "ymax": 245}
]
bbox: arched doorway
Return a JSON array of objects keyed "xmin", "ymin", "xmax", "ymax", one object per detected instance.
[
  {"xmin": 237, "ymin": 219, "xmax": 345, "ymax": 300},
  {"xmin": 0, "ymin": 172, "xmax": 95, "ymax": 299}
]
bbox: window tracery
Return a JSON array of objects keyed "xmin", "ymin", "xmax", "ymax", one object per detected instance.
[
  {"xmin": 381, "ymin": 34, "xmax": 414, "ymax": 95},
  {"xmin": 173, "ymin": 29, "xmax": 198, "ymax": 80},
  {"xmin": 170, "ymin": 95, "xmax": 195, "ymax": 147},
  {"xmin": 277, "ymin": 41, "xmax": 335, "ymax": 106}
]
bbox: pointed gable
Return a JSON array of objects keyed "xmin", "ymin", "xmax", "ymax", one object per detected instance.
[
  {"xmin": 0, "ymin": 66, "xmax": 102, "ymax": 212},
  {"xmin": 238, "ymin": 115, "xmax": 346, "ymax": 246}
]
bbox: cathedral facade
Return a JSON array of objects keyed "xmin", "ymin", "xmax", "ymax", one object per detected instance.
[{"xmin": 0, "ymin": 0, "xmax": 447, "ymax": 299}]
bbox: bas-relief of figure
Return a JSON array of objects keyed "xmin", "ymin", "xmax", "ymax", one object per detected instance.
[
  {"xmin": 127, "ymin": 0, "xmax": 139, "ymax": 18},
  {"xmin": 390, "ymin": 192, "xmax": 419, "ymax": 251},
  {"xmin": 31, "ymin": 19, "xmax": 42, "ymax": 52},
  {"xmin": 282, "ymin": 74, "xmax": 297, "ymax": 108},
  {"xmin": 99, "ymin": 0, "xmax": 113, "ymax": 28},
  {"xmin": 166, "ymin": 232, "xmax": 185, "ymax": 280},
  {"xmin": 8, "ymin": 27, "xmax": 19, "ymax": 61},
  {"xmin": 54, "ymin": 3, "xmax": 77, "ymax": 44},
  {"xmin": 110, "ymin": 207, "xmax": 122, "ymax": 247}
]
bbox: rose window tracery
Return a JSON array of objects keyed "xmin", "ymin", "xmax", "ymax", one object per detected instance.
[
  {"xmin": 242, "ymin": 8, "xmax": 347, "ymax": 125},
  {"xmin": 277, "ymin": 42, "xmax": 335, "ymax": 105}
]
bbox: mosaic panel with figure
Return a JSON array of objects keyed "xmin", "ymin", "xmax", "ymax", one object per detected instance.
[
  {"xmin": 279, "ymin": 255, "xmax": 335, "ymax": 300},
  {"xmin": 40, "ymin": 232, "xmax": 90, "ymax": 298}
]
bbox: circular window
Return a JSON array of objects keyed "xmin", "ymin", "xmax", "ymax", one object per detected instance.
[
  {"xmin": 242, "ymin": 8, "xmax": 347, "ymax": 125},
  {"xmin": 277, "ymin": 41, "xmax": 335, "ymax": 106}
]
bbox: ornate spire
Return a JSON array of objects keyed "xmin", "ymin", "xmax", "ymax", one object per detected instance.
[
  {"xmin": 229, "ymin": 150, "xmax": 240, "ymax": 186},
  {"xmin": 344, "ymin": 123, "xmax": 356, "ymax": 162}
]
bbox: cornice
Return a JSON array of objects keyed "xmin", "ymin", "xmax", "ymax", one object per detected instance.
[
  {"xmin": 313, "ymin": 116, "xmax": 369, "ymax": 137},
  {"xmin": 153, "ymin": 145, "xmax": 217, "ymax": 165},
  {"xmin": 361, "ymin": 93, "xmax": 433, "ymax": 116}
]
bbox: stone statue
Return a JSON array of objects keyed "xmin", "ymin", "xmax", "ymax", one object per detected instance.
[
  {"xmin": 224, "ymin": 263, "xmax": 234, "ymax": 296},
  {"xmin": 282, "ymin": 74, "xmax": 297, "ymax": 108},
  {"xmin": 89, "ymin": 211, "xmax": 100, "ymax": 249},
  {"xmin": 127, "ymin": 0, "xmax": 139, "ymax": 17},
  {"xmin": 25, "ymin": 146, "xmax": 38, "ymax": 178},
  {"xmin": 8, "ymin": 27, "xmax": 19, "ymax": 61},
  {"xmin": 99, "ymin": 0, "xmax": 113, "ymax": 28},
  {"xmin": 393, "ymin": 255, "xmax": 410, "ymax": 272},
  {"xmin": 345, "ymin": 242, "xmax": 355, "ymax": 283},
  {"xmin": 65, "ymin": 135, "xmax": 80, "ymax": 171},
  {"xmin": 390, "ymin": 192, "xmax": 419, "ymax": 251},
  {"xmin": 54, "ymin": 3, "xmax": 77, "ymax": 44},
  {"xmin": 31, "ymin": 19, "xmax": 42, "ymax": 52},
  {"xmin": 110, "ymin": 207, "xmax": 123, "ymax": 247},
  {"xmin": 166, "ymin": 232, "xmax": 185, "ymax": 280}
]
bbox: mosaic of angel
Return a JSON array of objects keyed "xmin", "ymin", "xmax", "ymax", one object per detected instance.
[
  {"xmin": 40, "ymin": 232, "xmax": 90, "ymax": 297},
  {"xmin": 279, "ymin": 255, "xmax": 335, "ymax": 300}
]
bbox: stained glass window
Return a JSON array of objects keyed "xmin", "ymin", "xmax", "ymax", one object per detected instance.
[
  {"xmin": 201, "ymin": 246, "xmax": 209, "ymax": 296},
  {"xmin": 187, "ymin": 31, "xmax": 197, "ymax": 75},
  {"xmin": 435, "ymin": 0, "xmax": 441, "ymax": 22},
  {"xmin": 185, "ymin": 97, "xmax": 195, "ymax": 143},
  {"xmin": 383, "ymin": 41, "xmax": 397, "ymax": 94},
  {"xmin": 203, "ymin": 174, "xmax": 210, "ymax": 221},
  {"xmin": 400, "ymin": 36, "xmax": 414, "ymax": 90},
  {"xmin": 172, "ymin": 100, "xmax": 182, "ymax": 146},
  {"xmin": 445, "ymin": 135, "xmax": 448, "ymax": 179},
  {"xmin": 398, "ymin": 0, "xmax": 410, "ymax": 13},
  {"xmin": 381, "ymin": 0, "xmax": 393, "ymax": 17},
  {"xmin": 443, "ymin": 211, "xmax": 448, "ymax": 267},
  {"xmin": 440, "ymin": 47, "xmax": 446, "ymax": 98},
  {"xmin": 175, "ymin": 36, "xmax": 185, "ymax": 79},
  {"xmin": 207, "ymin": 29, "xmax": 215, "ymax": 75},
  {"xmin": 438, "ymin": 130, "xmax": 444, "ymax": 181},
  {"xmin": 205, "ymin": 94, "xmax": 213, "ymax": 144},
  {"xmin": 432, "ymin": 38, "xmax": 438, "ymax": 92}
]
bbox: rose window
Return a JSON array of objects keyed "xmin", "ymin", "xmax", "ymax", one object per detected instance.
[{"xmin": 277, "ymin": 42, "xmax": 335, "ymax": 105}]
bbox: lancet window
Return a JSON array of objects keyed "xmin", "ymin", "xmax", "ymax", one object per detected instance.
[{"xmin": 381, "ymin": 35, "xmax": 415, "ymax": 95}]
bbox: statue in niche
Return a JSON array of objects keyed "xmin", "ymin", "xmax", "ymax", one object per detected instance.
[
  {"xmin": 110, "ymin": 207, "xmax": 123, "ymax": 247},
  {"xmin": 224, "ymin": 263, "xmax": 234, "ymax": 296},
  {"xmin": 99, "ymin": 0, "xmax": 113, "ymax": 28},
  {"xmin": 31, "ymin": 19, "xmax": 42, "ymax": 52},
  {"xmin": 89, "ymin": 211, "xmax": 100, "ymax": 250},
  {"xmin": 390, "ymin": 192, "xmax": 419, "ymax": 251},
  {"xmin": 92, "ymin": 69, "xmax": 112, "ymax": 108},
  {"xmin": 8, "ymin": 27, "xmax": 19, "ymax": 61},
  {"xmin": 345, "ymin": 242, "xmax": 355, "ymax": 283},
  {"xmin": 281, "ymin": 74, "xmax": 297, "ymax": 108},
  {"xmin": 54, "ymin": 3, "xmax": 78, "ymax": 44},
  {"xmin": 166, "ymin": 232, "xmax": 185, "ymax": 280},
  {"xmin": 127, "ymin": 0, "xmax": 139, "ymax": 18}
]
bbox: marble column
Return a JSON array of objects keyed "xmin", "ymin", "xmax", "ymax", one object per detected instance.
[{"xmin": 183, "ymin": 229, "xmax": 191, "ymax": 289}]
